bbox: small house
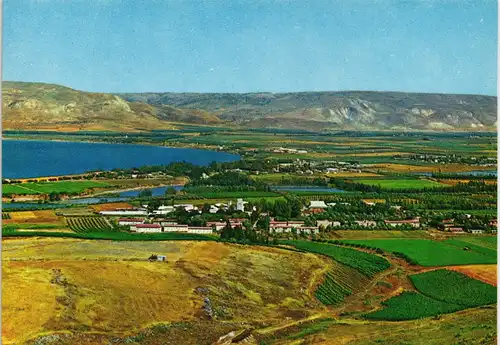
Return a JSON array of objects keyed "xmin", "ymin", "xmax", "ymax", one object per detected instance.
[{"xmin": 469, "ymin": 229, "xmax": 484, "ymax": 235}]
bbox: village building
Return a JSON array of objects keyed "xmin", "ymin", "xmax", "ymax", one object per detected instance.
[
  {"xmin": 132, "ymin": 223, "xmax": 163, "ymax": 233},
  {"xmin": 449, "ymin": 227, "xmax": 465, "ymax": 233},
  {"xmin": 317, "ymin": 220, "xmax": 340, "ymax": 228},
  {"xmin": 297, "ymin": 227, "xmax": 320, "ymax": 234},
  {"xmin": 153, "ymin": 205, "xmax": 175, "ymax": 215},
  {"xmin": 384, "ymin": 217, "xmax": 420, "ymax": 228},
  {"xmin": 100, "ymin": 208, "xmax": 148, "ymax": 216},
  {"xmin": 162, "ymin": 224, "xmax": 189, "ymax": 232},
  {"xmin": 207, "ymin": 222, "xmax": 226, "ymax": 231},
  {"xmin": 118, "ymin": 218, "xmax": 144, "ymax": 226},
  {"xmin": 469, "ymin": 229, "xmax": 484, "ymax": 234},
  {"xmin": 158, "ymin": 219, "xmax": 178, "ymax": 226},
  {"xmin": 187, "ymin": 227, "xmax": 213, "ymax": 234},
  {"xmin": 236, "ymin": 198, "xmax": 248, "ymax": 212},
  {"xmin": 355, "ymin": 220, "xmax": 377, "ymax": 227}
]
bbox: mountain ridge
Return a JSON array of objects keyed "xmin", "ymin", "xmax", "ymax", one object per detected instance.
[{"xmin": 2, "ymin": 81, "xmax": 497, "ymax": 132}]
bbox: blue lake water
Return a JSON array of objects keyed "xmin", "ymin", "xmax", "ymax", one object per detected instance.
[
  {"xmin": 2, "ymin": 140, "xmax": 240, "ymax": 178},
  {"xmin": 117, "ymin": 185, "xmax": 183, "ymax": 197}
]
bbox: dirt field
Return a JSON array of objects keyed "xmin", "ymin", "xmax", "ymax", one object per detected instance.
[
  {"xmin": 2, "ymin": 238, "xmax": 328, "ymax": 345},
  {"xmin": 447, "ymin": 265, "xmax": 497, "ymax": 286},
  {"xmin": 90, "ymin": 202, "xmax": 134, "ymax": 212}
]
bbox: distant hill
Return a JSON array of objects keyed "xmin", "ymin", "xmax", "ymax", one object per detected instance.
[
  {"xmin": 2, "ymin": 81, "xmax": 221, "ymax": 132},
  {"xmin": 2, "ymin": 81, "xmax": 496, "ymax": 132},
  {"xmin": 120, "ymin": 91, "xmax": 497, "ymax": 131}
]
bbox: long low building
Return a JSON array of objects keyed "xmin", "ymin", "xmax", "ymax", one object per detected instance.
[
  {"xmin": 132, "ymin": 223, "xmax": 162, "ymax": 233},
  {"xmin": 100, "ymin": 209, "xmax": 148, "ymax": 216},
  {"xmin": 187, "ymin": 227, "xmax": 213, "ymax": 234},
  {"xmin": 162, "ymin": 224, "xmax": 189, "ymax": 232},
  {"xmin": 118, "ymin": 218, "xmax": 144, "ymax": 226},
  {"xmin": 384, "ymin": 218, "xmax": 420, "ymax": 228}
]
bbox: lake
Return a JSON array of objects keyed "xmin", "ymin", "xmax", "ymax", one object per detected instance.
[{"xmin": 2, "ymin": 140, "xmax": 240, "ymax": 178}]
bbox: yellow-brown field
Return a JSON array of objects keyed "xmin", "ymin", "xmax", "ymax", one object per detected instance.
[
  {"xmin": 6, "ymin": 210, "xmax": 63, "ymax": 225},
  {"xmin": 90, "ymin": 202, "xmax": 134, "ymax": 212},
  {"xmin": 2, "ymin": 238, "xmax": 328, "ymax": 345},
  {"xmin": 447, "ymin": 265, "xmax": 497, "ymax": 287}
]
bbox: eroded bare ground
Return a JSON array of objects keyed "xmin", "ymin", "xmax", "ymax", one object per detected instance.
[
  {"xmin": 2, "ymin": 239, "xmax": 328, "ymax": 345},
  {"xmin": 4, "ymin": 238, "xmax": 496, "ymax": 345}
]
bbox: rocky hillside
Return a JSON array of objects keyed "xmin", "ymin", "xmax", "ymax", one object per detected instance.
[
  {"xmin": 2, "ymin": 81, "xmax": 496, "ymax": 132},
  {"xmin": 120, "ymin": 91, "xmax": 497, "ymax": 131},
  {"xmin": 2, "ymin": 82, "xmax": 221, "ymax": 132}
]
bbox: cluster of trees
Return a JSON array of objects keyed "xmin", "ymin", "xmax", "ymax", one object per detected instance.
[
  {"xmin": 330, "ymin": 178, "xmax": 496, "ymax": 194},
  {"xmin": 186, "ymin": 171, "xmax": 270, "ymax": 191}
]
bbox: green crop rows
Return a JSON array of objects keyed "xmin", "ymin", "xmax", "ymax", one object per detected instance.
[
  {"xmin": 282, "ymin": 240, "xmax": 391, "ymax": 278},
  {"xmin": 366, "ymin": 269, "xmax": 497, "ymax": 321},
  {"xmin": 66, "ymin": 217, "xmax": 115, "ymax": 233},
  {"xmin": 365, "ymin": 291, "xmax": 463, "ymax": 321},
  {"xmin": 411, "ymin": 269, "xmax": 497, "ymax": 308},
  {"xmin": 315, "ymin": 271, "xmax": 352, "ymax": 305}
]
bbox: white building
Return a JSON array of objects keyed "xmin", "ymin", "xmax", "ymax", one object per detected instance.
[
  {"xmin": 176, "ymin": 204, "xmax": 195, "ymax": 212},
  {"xmin": 309, "ymin": 201, "xmax": 328, "ymax": 209},
  {"xmin": 207, "ymin": 222, "xmax": 226, "ymax": 231},
  {"xmin": 153, "ymin": 205, "xmax": 175, "ymax": 215},
  {"xmin": 298, "ymin": 227, "xmax": 320, "ymax": 234},
  {"xmin": 132, "ymin": 223, "xmax": 162, "ymax": 233},
  {"xmin": 470, "ymin": 229, "xmax": 484, "ymax": 234},
  {"xmin": 188, "ymin": 227, "xmax": 213, "ymax": 234},
  {"xmin": 355, "ymin": 220, "xmax": 377, "ymax": 227},
  {"xmin": 236, "ymin": 198, "xmax": 248, "ymax": 212},
  {"xmin": 118, "ymin": 218, "xmax": 144, "ymax": 226},
  {"xmin": 100, "ymin": 209, "xmax": 148, "ymax": 216},
  {"xmin": 163, "ymin": 224, "xmax": 189, "ymax": 232},
  {"xmin": 317, "ymin": 220, "xmax": 341, "ymax": 228}
]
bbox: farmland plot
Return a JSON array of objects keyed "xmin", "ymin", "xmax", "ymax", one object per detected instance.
[{"xmin": 341, "ymin": 239, "xmax": 497, "ymax": 266}]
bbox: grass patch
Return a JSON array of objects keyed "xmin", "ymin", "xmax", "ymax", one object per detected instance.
[
  {"xmin": 341, "ymin": 239, "xmax": 497, "ymax": 266},
  {"xmin": 3, "ymin": 181, "xmax": 110, "ymax": 195},
  {"xmin": 2, "ymin": 230, "xmax": 216, "ymax": 241},
  {"xmin": 287, "ymin": 318, "xmax": 336, "ymax": 339}
]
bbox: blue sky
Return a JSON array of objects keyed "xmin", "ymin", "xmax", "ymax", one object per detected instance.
[{"xmin": 3, "ymin": 0, "xmax": 497, "ymax": 95}]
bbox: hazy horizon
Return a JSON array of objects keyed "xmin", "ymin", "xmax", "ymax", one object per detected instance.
[{"xmin": 3, "ymin": 0, "xmax": 498, "ymax": 96}]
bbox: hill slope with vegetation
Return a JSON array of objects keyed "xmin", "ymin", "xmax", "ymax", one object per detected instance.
[{"xmin": 2, "ymin": 81, "xmax": 496, "ymax": 132}]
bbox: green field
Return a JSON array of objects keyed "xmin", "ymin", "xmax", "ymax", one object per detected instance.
[
  {"xmin": 2, "ymin": 181, "xmax": 110, "ymax": 195},
  {"xmin": 355, "ymin": 179, "xmax": 445, "ymax": 189},
  {"xmin": 365, "ymin": 291, "xmax": 463, "ymax": 321},
  {"xmin": 341, "ymin": 239, "xmax": 497, "ymax": 266},
  {"xmin": 281, "ymin": 240, "xmax": 391, "ymax": 278},
  {"xmin": 411, "ymin": 269, "xmax": 497, "ymax": 308},
  {"xmin": 366, "ymin": 269, "xmax": 497, "ymax": 321}
]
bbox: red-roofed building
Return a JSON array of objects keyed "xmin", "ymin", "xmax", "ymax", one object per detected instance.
[
  {"xmin": 118, "ymin": 218, "xmax": 144, "ymax": 226},
  {"xmin": 132, "ymin": 223, "xmax": 162, "ymax": 233}
]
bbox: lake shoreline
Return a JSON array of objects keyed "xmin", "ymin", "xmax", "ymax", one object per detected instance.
[{"xmin": 3, "ymin": 138, "xmax": 240, "ymax": 179}]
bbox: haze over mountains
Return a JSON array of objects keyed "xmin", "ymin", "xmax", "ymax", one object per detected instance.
[{"xmin": 2, "ymin": 81, "xmax": 497, "ymax": 132}]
